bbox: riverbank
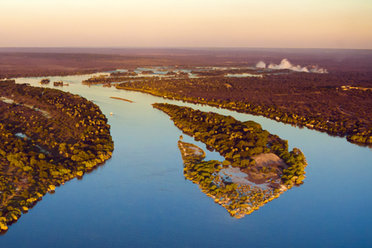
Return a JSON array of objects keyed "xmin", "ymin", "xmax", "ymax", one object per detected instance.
[
  {"xmin": 117, "ymin": 82, "xmax": 372, "ymax": 147},
  {"xmin": 0, "ymin": 80, "xmax": 114, "ymax": 232}
]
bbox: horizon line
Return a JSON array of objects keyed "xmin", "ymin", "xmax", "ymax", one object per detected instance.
[{"xmin": 0, "ymin": 46, "xmax": 371, "ymax": 51}]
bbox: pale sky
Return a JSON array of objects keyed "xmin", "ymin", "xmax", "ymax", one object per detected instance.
[{"xmin": 0, "ymin": 0, "xmax": 371, "ymax": 49}]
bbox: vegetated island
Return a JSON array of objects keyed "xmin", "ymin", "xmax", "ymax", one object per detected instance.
[
  {"xmin": 82, "ymin": 73, "xmax": 159, "ymax": 86},
  {"xmin": 0, "ymin": 80, "xmax": 114, "ymax": 233},
  {"xmin": 115, "ymin": 72, "xmax": 372, "ymax": 146},
  {"xmin": 153, "ymin": 103, "xmax": 307, "ymax": 218}
]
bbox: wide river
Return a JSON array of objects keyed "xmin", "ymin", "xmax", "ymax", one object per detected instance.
[{"xmin": 1, "ymin": 74, "xmax": 371, "ymax": 247}]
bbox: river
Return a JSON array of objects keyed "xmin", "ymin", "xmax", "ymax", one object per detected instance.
[{"xmin": 0, "ymin": 74, "xmax": 371, "ymax": 247}]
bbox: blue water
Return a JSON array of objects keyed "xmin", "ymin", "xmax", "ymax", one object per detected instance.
[{"xmin": 0, "ymin": 74, "xmax": 371, "ymax": 247}]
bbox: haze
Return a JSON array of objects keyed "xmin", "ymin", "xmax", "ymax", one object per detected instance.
[{"xmin": 0, "ymin": 0, "xmax": 371, "ymax": 49}]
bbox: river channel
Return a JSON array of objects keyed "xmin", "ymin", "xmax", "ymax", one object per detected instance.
[{"xmin": 1, "ymin": 73, "xmax": 371, "ymax": 247}]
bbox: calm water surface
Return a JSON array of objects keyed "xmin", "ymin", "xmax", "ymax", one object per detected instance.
[{"xmin": 0, "ymin": 74, "xmax": 371, "ymax": 247}]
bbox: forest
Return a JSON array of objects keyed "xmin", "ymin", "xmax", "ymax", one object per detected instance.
[
  {"xmin": 0, "ymin": 80, "xmax": 114, "ymax": 232},
  {"xmin": 118, "ymin": 71, "xmax": 372, "ymax": 146}
]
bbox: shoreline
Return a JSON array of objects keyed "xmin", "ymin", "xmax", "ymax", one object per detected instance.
[
  {"xmin": 5, "ymin": 69, "xmax": 370, "ymax": 148},
  {"xmin": 0, "ymin": 80, "xmax": 114, "ymax": 233},
  {"xmin": 118, "ymin": 85, "xmax": 372, "ymax": 147}
]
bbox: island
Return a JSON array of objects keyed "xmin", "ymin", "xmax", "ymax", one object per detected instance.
[
  {"xmin": 0, "ymin": 80, "xmax": 114, "ymax": 232},
  {"xmin": 39, "ymin": 78, "xmax": 50, "ymax": 85},
  {"xmin": 153, "ymin": 103, "xmax": 307, "ymax": 217}
]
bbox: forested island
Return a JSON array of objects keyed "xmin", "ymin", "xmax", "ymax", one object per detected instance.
[
  {"xmin": 116, "ymin": 72, "xmax": 372, "ymax": 146},
  {"xmin": 0, "ymin": 80, "xmax": 114, "ymax": 232},
  {"xmin": 82, "ymin": 71, "xmax": 152, "ymax": 86},
  {"xmin": 153, "ymin": 103, "xmax": 307, "ymax": 217}
]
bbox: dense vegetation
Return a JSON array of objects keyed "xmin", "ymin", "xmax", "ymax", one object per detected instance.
[
  {"xmin": 82, "ymin": 75, "xmax": 127, "ymax": 85},
  {"xmin": 82, "ymin": 73, "xmax": 155, "ymax": 86},
  {"xmin": 0, "ymin": 80, "xmax": 113, "ymax": 232},
  {"xmin": 167, "ymin": 102, "xmax": 308, "ymax": 217},
  {"xmin": 178, "ymin": 141, "xmax": 288, "ymax": 218},
  {"xmin": 119, "ymin": 72, "xmax": 372, "ymax": 146},
  {"xmin": 154, "ymin": 103, "xmax": 307, "ymax": 187}
]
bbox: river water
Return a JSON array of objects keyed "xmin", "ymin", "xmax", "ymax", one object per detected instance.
[{"xmin": 0, "ymin": 74, "xmax": 371, "ymax": 247}]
